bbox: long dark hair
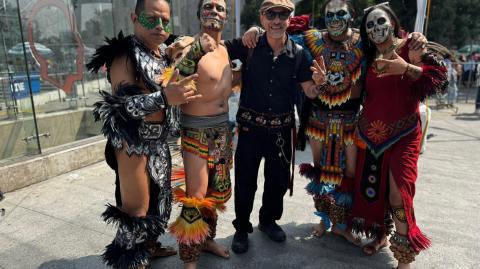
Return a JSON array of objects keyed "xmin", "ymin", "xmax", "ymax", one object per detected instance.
[{"xmin": 360, "ymin": 5, "xmax": 402, "ymax": 68}]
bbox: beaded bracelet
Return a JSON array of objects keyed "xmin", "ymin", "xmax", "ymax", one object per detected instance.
[{"xmin": 401, "ymin": 64, "xmax": 410, "ymax": 80}]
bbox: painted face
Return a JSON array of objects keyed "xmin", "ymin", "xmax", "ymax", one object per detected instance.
[
  {"xmin": 138, "ymin": 11, "xmax": 171, "ymax": 33},
  {"xmin": 325, "ymin": 0, "xmax": 351, "ymax": 37},
  {"xmin": 365, "ymin": 9, "xmax": 393, "ymax": 44},
  {"xmin": 200, "ymin": 0, "xmax": 227, "ymax": 31}
]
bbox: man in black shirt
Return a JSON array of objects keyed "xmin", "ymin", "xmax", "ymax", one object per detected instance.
[{"xmin": 223, "ymin": 0, "xmax": 325, "ymax": 254}]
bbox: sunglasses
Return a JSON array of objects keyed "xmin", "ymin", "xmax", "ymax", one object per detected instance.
[
  {"xmin": 263, "ymin": 10, "xmax": 291, "ymax": 21},
  {"xmin": 363, "ymin": 1, "xmax": 389, "ymax": 13}
]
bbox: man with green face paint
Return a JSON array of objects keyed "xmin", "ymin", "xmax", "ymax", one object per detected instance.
[
  {"xmin": 86, "ymin": 0, "xmax": 217, "ymax": 268},
  {"xmin": 138, "ymin": 10, "xmax": 172, "ymax": 33}
]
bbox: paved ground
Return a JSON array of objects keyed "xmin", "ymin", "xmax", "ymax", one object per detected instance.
[{"xmin": 1, "ymin": 103, "xmax": 479, "ymax": 269}]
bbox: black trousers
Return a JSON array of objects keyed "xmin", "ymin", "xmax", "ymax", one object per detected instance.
[
  {"xmin": 232, "ymin": 126, "xmax": 292, "ymax": 233},
  {"xmin": 476, "ymin": 86, "xmax": 480, "ymax": 110}
]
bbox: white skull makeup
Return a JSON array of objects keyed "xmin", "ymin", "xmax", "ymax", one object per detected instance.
[
  {"xmin": 200, "ymin": 0, "xmax": 227, "ymax": 31},
  {"xmin": 365, "ymin": 9, "xmax": 393, "ymax": 44},
  {"xmin": 325, "ymin": 0, "xmax": 351, "ymax": 37}
]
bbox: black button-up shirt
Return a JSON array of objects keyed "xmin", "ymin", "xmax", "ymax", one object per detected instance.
[{"xmin": 224, "ymin": 35, "xmax": 312, "ymax": 115}]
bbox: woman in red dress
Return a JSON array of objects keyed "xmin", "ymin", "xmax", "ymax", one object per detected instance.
[{"xmin": 350, "ymin": 4, "xmax": 447, "ymax": 269}]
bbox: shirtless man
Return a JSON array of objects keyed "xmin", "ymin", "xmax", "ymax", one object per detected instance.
[{"xmin": 168, "ymin": 1, "xmax": 233, "ymax": 268}]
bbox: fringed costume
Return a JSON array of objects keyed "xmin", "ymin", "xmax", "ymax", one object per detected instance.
[
  {"xmin": 293, "ymin": 27, "xmax": 365, "ymax": 230},
  {"xmin": 350, "ymin": 41, "xmax": 447, "ymax": 260},
  {"xmin": 170, "ymin": 113, "xmax": 233, "ymax": 263},
  {"xmin": 87, "ymin": 31, "xmax": 180, "ymax": 269}
]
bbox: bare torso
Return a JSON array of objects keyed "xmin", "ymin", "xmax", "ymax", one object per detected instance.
[{"xmin": 181, "ymin": 44, "xmax": 232, "ymax": 116}]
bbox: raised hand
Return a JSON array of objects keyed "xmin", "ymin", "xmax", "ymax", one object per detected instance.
[
  {"xmin": 163, "ymin": 69, "xmax": 202, "ymax": 105},
  {"xmin": 199, "ymin": 33, "xmax": 217, "ymax": 53},
  {"xmin": 311, "ymin": 57, "xmax": 327, "ymax": 85},
  {"xmin": 242, "ymin": 26, "xmax": 260, "ymax": 49},
  {"xmin": 408, "ymin": 32, "xmax": 427, "ymax": 50}
]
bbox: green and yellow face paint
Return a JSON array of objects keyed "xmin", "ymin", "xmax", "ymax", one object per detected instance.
[{"xmin": 138, "ymin": 11, "xmax": 171, "ymax": 33}]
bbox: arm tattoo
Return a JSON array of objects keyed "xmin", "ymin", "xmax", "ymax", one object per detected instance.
[
  {"xmin": 405, "ymin": 64, "xmax": 422, "ymax": 81},
  {"xmin": 176, "ymin": 40, "xmax": 206, "ymax": 77}
]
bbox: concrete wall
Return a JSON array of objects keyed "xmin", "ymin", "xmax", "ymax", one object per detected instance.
[
  {"xmin": 0, "ymin": 137, "xmax": 106, "ymax": 193},
  {"xmin": 0, "ymin": 108, "xmax": 100, "ymax": 160}
]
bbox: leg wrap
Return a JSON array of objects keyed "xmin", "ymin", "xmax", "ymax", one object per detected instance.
[
  {"xmin": 204, "ymin": 213, "xmax": 218, "ymax": 241},
  {"xmin": 169, "ymin": 188, "xmax": 218, "ymax": 263},
  {"xmin": 177, "ymin": 212, "xmax": 218, "ymax": 263},
  {"xmin": 389, "ymin": 232, "xmax": 419, "ymax": 264},
  {"xmin": 314, "ymin": 195, "xmax": 333, "ymax": 213},
  {"xmin": 179, "ymin": 242, "xmax": 203, "ymax": 263},
  {"xmin": 102, "ymin": 205, "xmax": 164, "ymax": 269},
  {"xmin": 329, "ymin": 202, "xmax": 348, "ymax": 224}
]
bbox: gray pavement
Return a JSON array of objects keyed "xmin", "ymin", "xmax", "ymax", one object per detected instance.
[{"xmin": 1, "ymin": 103, "xmax": 479, "ymax": 269}]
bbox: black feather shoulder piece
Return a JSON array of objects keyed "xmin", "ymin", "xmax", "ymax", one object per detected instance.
[{"xmin": 86, "ymin": 31, "xmax": 136, "ymax": 80}]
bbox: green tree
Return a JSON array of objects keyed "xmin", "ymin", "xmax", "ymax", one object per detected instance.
[
  {"xmin": 241, "ymin": 0, "xmax": 480, "ymax": 48},
  {"xmin": 427, "ymin": 0, "xmax": 480, "ymax": 48},
  {"xmin": 240, "ymin": 0, "xmax": 262, "ymax": 31}
]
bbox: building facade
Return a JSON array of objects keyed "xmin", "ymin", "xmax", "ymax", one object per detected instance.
[{"xmin": 0, "ymin": 0, "xmax": 241, "ymax": 164}]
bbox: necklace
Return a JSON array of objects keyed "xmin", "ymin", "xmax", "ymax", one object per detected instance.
[{"xmin": 377, "ymin": 37, "xmax": 398, "ymax": 56}]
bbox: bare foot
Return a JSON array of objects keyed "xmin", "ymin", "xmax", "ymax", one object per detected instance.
[
  {"xmin": 184, "ymin": 262, "xmax": 196, "ymax": 269},
  {"xmin": 362, "ymin": 235, "xmax": 388, "ymax": 256},
  {"xmin": 331, "ymin": 225, "xmax": 361, "ymax": 246},
  {"xmin": 312, "ymin": 221, "xmax": 326, "ymax": 237},
  {"xmin": 397, "ymin": 263, "xmax": 410, "ymax": 269},
  {"xmin": 203, "ymin": 239, "xmax": 230, "ymax": 259}
]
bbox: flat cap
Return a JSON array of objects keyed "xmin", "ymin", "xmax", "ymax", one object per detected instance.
[{"xmin": 260, "ymin": 0, "xmax": 295, "ymax": 13}]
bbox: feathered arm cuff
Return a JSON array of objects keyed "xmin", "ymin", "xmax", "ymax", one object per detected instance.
[
  {"xmin": 93, "ymin": 83, "xmax": 167, "ymax": 145},
  {"xmin": 124, "ymin": 89, "xmax": 168, "ymax": 119},
  {"xmin": 411, "ymin": 53, "xmax": 448, "ymax": 102}
]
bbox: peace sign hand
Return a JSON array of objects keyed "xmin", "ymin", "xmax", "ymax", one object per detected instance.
[
  {"xmin": 374, "ymin": 50, "xmax": 409, "ymax": 78},
  {"xmin": 311, "ymin": 57, "xmax": 327, "ymax": 85}
]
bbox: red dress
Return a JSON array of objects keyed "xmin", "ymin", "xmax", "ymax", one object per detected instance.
[{"xmin": 351, "ymin": 41, "xmax": 447, "ymax": 252}]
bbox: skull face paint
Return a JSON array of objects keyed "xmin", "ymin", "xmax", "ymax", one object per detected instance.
[
  {"xmin": 365, "ymin": 9, "xmax": 393, "ymax": 44},
  {"xmin": 325, "ymin": 0, "xmax": 351, "ymax": 37},
  {"xmin": 200, "ymin": 0, "xmax": 227, "ymax": 31}
]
